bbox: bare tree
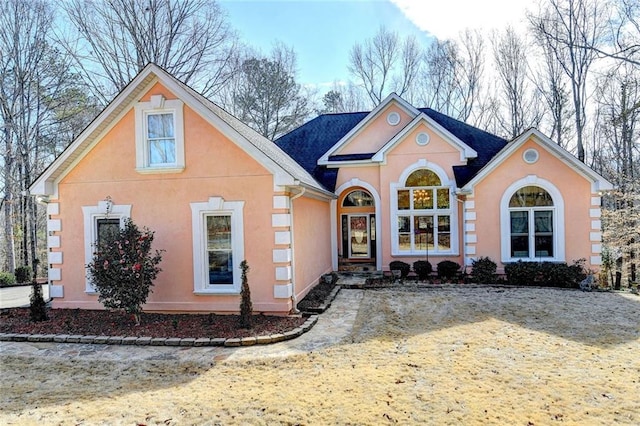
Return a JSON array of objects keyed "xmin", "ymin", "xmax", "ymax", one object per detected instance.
[
  {"xmin": 491, "ymin": 27, "xmax": 543, "ymax": 139},
  {"xmin": 320, "ymin": 81, "xmax": 367, "ymax": 113},
  {"xmin": 583, "ymin": 0, "xmax": 639, "ymax": 66},
  {"xmin": 1, "ymin": 0, "xmax": 91, "ymax": 274},
  {"xmin": 348, "ymin": 27, "xmax": 421, "ymax": 106},
  {"xmin": 220, "ymin": 44, "xmax": 311, "ymax": 140},
  {"xmin": 531, "ymin": 29, "xmax": 574, "ymax": 148},
  {"xmin": 595, "ymin": 63, "xmax": 639, "ymax": 185},
  {"xmin": 420, "ymin": 31, "xmax": 485, "ymax": 123},
  {"xmin": 62, "ymin": 0, "xmax": 237, "ymax": 103},
  {"xmin": 529, "ymin": 0, "xmax": 608, "ymax": 162}
]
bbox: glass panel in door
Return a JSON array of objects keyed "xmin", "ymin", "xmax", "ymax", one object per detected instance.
[{"xmin": 349, "ymin": 215, "xmax": 369, "ymax": 258}]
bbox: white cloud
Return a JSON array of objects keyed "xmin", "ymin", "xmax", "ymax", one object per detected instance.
[{"xmin": 390, "ymin": 0, "xmax": 532, "ymax": 41}]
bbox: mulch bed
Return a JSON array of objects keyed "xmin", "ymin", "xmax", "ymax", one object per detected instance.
[
  {"xmin": 0, "ymin": 279, "xmax": 340, "ymax": 339},
  {"xmin": 0, "ymin": 308, "xmax": 306, "ymax": 339}
]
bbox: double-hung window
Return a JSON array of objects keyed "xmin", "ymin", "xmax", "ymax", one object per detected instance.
[
  {"xmin": 191, "ymin": 197, "xmax": 244, "ymax": 294},
  {"xmin": 393, "ymin": 169, "xmax": 454, "ymax": 255},
  {"xmin": 508, "ymin": 186, "xmax": 555, "ymax": 258},
  {"xmin": 135, "ymin": 95, "xmax": 185, "ymax": 173}
]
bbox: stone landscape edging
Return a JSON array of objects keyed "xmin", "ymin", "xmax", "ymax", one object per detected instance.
[{"xmin": 0, "ymin": 315, "xmax": 318, "ymax": 347}]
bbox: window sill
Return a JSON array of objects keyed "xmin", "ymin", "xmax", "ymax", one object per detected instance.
[
  {"xmin": 194, "ymin": 289, "xmax": 240, "ymax": 296},
  {"xmin": 136, "ymin": 166, "xmax": 185, "ymax": 175}
]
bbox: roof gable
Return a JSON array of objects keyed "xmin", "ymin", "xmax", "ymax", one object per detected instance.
[
  {"xmin": 318, "ymin": 93, "xmax": 419, "ymax": 164},
  {"xmin": 462, "ymin": 128, "xmax": 614, "ymax": 193},
  {"xmin": 30, "ymin": 64, "xmax": 332, "ymax": 199},
  {"xmin": 371, "ymin": 112, "xmax": 477, "ymax": 163}
]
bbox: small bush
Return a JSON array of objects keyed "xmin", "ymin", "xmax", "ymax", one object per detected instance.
[
  {"xmin": 15, "ymin": 266, "xmax": 32, "ymax": 283},
  {"xmin": 30, "ymin": 280, "xmax": 48, "ymax": 322},
  {"xmin": 505, "ymin": 259, "xmax": 588, "ymax": 288},
  {"xmin": 239, "ymin": 260, "xmax": 253, "ymax": 329},
  {"xmin": 504, "ymin": 261, "xmax": 539, "ymax": 286},
  {"xmin": 470, "ymin": 257, "xmax": 497, "ymax": 284},
  {"xmin": 389, "ymin": 261, "xmax": 410, "ymax": 278},
  {"xmin": 0, "ymin": 272, "xmax": 16, "ymax": 287},
  {"xmin": 413, "ymin": 260, "xmax": 433, "ymax": 280},
  {"xmin": 437, "ymin": 260, "xmax": 461, "ymax": 280}
]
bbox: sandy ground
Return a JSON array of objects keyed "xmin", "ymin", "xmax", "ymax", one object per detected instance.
[{"xmin": 1, "ymin": 286, "xmax": 639, "ymax": 425}]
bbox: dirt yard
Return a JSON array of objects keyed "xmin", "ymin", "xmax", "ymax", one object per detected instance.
[{"xmin": 1, "ymin": 286, "xmax": 639, "ymax": 425}]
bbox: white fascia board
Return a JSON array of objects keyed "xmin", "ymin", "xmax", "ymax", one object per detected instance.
[
  {"xmin": 461, "ymin": 128, "xmax": 614, "ymax": 192},
  {"xmin": 317, "ymin": 93, "xmax": 420, "ymax": 164},
  {"xmin": 30, "ymin": 66, "xmax": 161, "ymax": 196},
  {"xmin": 323, "ymin": 159, "xmax": 378, "ymax": 168},
  {"xmin": 372, "ymin": 113, "xmax": 477, "ymax": 163}
]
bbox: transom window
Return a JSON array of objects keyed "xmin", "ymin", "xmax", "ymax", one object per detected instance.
[
  {"xmin": 342, "ymin": 190, "xmax": 374, "ymax": 207},
  {"xmin": 509, "ymin": 186, "xmax": 554, "ymax": 258},
  {"xmin": 395, "ymin": 169, "xmax": 452, "ymax": 254}
]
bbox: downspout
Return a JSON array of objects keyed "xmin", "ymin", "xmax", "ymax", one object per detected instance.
[
  {"xmin": 288, "ymin": 187, "xmax": 306, "ymax": 314},
  {"xmin": 456, "ymin": 190, "xmax": 468, "ymax": 274}
]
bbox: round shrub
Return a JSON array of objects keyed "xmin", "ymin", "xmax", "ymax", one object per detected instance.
[
  {"xmin": 437, "ymin": 260, "xmax": 461, "ymax": 280},
  {"xmin": 389, "ymin": 261, "xmax": 410, "ymax": 278},
  {"xmin": 470, "ymin": 257, "xmax": 497, "ymax": 284},
  {"xmin": 413, "ymin": 260, "xmax": 433, "ymax": 280}
]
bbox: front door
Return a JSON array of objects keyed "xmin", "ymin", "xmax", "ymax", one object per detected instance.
[{"xmin": 348, "ymin": 215, "xmax": 370, "ymax": 258}]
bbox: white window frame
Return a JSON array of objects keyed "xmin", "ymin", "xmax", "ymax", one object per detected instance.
[
  {"xmin": 134, "ymin": 95, "xmax": 185, "ymax": 173},
  {"xmin": 390, "ymin": 160, "xmax": 459, "ymax": 256},
  {"xmin": 500, "ymin": 176, "xmax": 565, "ymax": 263},
  {"xmin": 82, "ymin": 201, "xmax": 132, "ymax": 293},
  {"xmin": 190, "ymin": 197, "xmax": 244, "ymax": 294}
]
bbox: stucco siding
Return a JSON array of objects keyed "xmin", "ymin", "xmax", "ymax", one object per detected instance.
[
  {"xmin": 50, "ymin": 84, "xmax": 288, "ymax": 313},
  {"xmin": 292, "ymin": 196, "xmax": 333, "ymax": 301}
]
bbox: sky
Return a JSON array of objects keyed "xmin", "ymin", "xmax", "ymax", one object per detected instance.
[{"xmin": 219, "ymin": 0, "xmax": 532, "ymax": 89}]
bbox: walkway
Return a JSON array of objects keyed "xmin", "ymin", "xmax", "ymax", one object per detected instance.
[
  {"xmin": 0, "ymin": 284, "xmax": 49, "ymax": 309},
  {"xmin": 0, "ymin": 288, "xmax": 364, "ymax": 363}
]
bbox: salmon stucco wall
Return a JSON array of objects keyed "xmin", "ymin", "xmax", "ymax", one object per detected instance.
[
  {"xmin": 468, "ymin": 138, "xmax": 596, "ymax": 270},
  {"xmin": 337, "ymin": 104, "xmax": 413, "ymax": 156},
  {"xmin": 49, "ymin": 82, "xmax": 294, "ymax": 313},
  {"xmin": 291, "ymin": 195, "xmax": 333, "ymax": 301}
]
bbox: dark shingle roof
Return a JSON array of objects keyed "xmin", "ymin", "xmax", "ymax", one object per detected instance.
[
  {"xmin": 417, "ymin": 108, "xmax": 508, "ymax": 187},
  {"xmin": 274, "ymin": 108, "xmax": 508, "ymax": 191}
]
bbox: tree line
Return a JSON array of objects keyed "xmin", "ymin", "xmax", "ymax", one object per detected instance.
[{"xmin": 1, "ymin": 0, "xmax": 638, "ymax": 285}]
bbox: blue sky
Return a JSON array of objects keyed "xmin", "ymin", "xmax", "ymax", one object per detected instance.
[
  {"xmin": 220, "ymin": 0, "xmax": 434, "ymax": 87},
  {"xmin": 219, "ymin": 0, "xmax": 530, "ymax": 89}
]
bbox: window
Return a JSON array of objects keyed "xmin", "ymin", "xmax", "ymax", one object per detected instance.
[
  {"xmin": 206, "ymin": 215, "xmax": 233, "ymax": 285},
  {"xmin": 82, "ymin": 201, "xmax": 131, "ymax": 292},
  {"xmin": 147, "ymin": 113, "xmax": 176, "ymax": 165},
  {"xmin": 500, "ymin": 177, "xmax": 565, "ymax": 262},
  {"xmin": 508, "ymin": 186, "xmax": 554, "ymax": 258},
  {"xmin": 392, "ymin": 167, "xmax": 456, "ymax": 255},
  {"xmin": 96, "ymin": 218, "xmax": 120, "ymax": 246},
  {"xmin": 191, "ymin": 197, "xmax": 244, "ymax": 294},
  {"xmin": 342, "ymin": 190, "xmax": 374, "ymax": 207},
  {"xmin": 135, "ymin": 95, "xmax": 184, "ymax": 173}
]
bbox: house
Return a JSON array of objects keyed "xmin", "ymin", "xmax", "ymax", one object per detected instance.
[{"xmin": 31, "ymin": 64, "xmax": 613, "ymax": 314}]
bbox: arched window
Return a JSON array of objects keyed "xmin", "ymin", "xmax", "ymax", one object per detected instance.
[
  {"xmin": 508, "ymin": 186, "xmax": 554, "ymax": 258},
  {"xmin": 342, "ymin": 190, "xmax": 374, "ymax": 207},
  {"xmin": 394, "ymin": 169, "xmax": 452, "ymax": 254}
]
